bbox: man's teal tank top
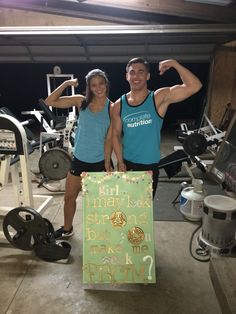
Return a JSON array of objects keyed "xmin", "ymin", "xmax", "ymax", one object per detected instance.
[
  {"xmin": 74, "ymin": 98, "xmax": 110, "ymax": 162},
  {"xmin": 121, "ymin": 91, "xmax": 163, "ymax": 164}
]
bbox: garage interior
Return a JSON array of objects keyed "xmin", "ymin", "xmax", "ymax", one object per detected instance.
[{"xmin": 0, "ymin": 1, "xmax": 236, "ymax": 313}]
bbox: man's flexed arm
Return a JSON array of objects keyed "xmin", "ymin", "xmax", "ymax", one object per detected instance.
[
  {"xmin": 45, "ymin": 78, "xmax": 84, "ymax": 109},
  {"xmin": 111, "ymin": 100, "xmax": 126, "ymax": 172},
  {"xmin": 155, "ymin": 59, "xmax": 202, "ymax": 117}
]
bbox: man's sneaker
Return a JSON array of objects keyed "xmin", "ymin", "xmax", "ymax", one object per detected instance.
[{"xmin": 54, "ymin": 226, "xmax": 73, "ymax": 239}]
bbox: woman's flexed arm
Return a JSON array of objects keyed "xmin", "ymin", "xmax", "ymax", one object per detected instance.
[{"xmin": 45, "ymin": 78, "xmax": 85, "ymax": 109}]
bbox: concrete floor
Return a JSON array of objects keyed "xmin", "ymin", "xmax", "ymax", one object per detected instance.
[{"xmin": 0, "ymin": 130, "xmax": 222, "ymax": 314}]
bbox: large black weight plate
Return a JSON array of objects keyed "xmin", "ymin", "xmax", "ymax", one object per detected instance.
[
  {"xmin": 183, "ymin": 133, "xmax": 208, "ymax": 156},
  {"xmin": 39, "ymin": 148, "xmax": 71, "ymax": 180},
  {"xmin": 3, "ymin": 207, "xmax": 49, "ymax": 251}
]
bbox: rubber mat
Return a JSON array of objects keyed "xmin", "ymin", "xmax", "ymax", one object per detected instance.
[{"xmin": 153, "ymin": 180, "xmax": 224, "ymax": 221}]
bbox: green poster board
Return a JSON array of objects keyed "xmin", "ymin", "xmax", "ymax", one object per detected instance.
[{"xmin": 82, "ymin": 171, "xmax": 156, "ymax": 284}]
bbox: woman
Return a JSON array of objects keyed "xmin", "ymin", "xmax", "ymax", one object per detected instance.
[{"xmin": 45, "ymin": 69, "xmax": 113, "ymax": 239}]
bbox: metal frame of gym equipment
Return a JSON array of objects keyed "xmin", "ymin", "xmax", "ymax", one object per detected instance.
[{"xmin": 0, "ymin": 114, "xmax": 53, "ymax": 241}]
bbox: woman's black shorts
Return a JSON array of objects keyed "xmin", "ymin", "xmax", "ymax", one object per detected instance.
[{"xmin": 70, "ymin": 156, "xmax": 106, "ymax": 176}]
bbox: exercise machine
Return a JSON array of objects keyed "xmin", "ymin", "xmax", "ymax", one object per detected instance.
[
  {"xmin": 179, "ymin": 113, "xmax": 225, "ymax": 156},
  {"xmin": 171, "ymin": 113, "xmax": 226, "ymax": 180},
  {"xmin": 0, "ymin": 114, "xmax": 53, "ymax": 241},
  {"xmin": 22, "ymin": 99, "xmax": 76, "ymax": 156},
  {"xmin": 21, "ymin": 99, "xmax": 75, "ymax": 186}
]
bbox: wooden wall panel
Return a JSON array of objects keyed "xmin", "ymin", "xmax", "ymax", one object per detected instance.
[{"xmin": 207, "ymin": 48, "xmax": 236, "ymax": 127}]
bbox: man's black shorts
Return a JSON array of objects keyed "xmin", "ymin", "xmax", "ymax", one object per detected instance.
[{"xmin": 124, "ymin": 159, "xmax": 159, "ymax": 198}]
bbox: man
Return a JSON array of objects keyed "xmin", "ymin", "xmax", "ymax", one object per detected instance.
[{"xmin": 112, "ymin": 58, "xmax": 202, "ymax": 197}]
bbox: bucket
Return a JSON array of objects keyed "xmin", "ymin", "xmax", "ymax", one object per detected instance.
[
  {"xmin": 201, "ymin": 195, "xmax": 236, "ymax": 249},
  {"xmin": 180, "ymin": 179, "xmax": 205, "ymax": 221}
]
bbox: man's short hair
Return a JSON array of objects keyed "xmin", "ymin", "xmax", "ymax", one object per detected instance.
[{"xmin": 126, "ymin": 57, "xmax": 150, "ymax": 73}]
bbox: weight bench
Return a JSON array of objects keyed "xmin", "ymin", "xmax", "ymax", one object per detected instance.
[
  {"xmin": 38, "ymin": 98, "xmax": 67, "ymax": 130},
  {"xmin": 158, "ymin": 148, "xmax": 208, "ymax": 181},
  {"xmin": 158, "ymin": 150, "xmax": 190, "ymax": 179}
]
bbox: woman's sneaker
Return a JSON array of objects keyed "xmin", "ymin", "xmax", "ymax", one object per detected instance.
[{"xmin": 54, "ymin": 226, "xmax": 73, "ymax": 239}]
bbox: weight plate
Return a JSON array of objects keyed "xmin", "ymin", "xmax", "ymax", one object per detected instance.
[
  {"xmin": 42, "ymin": 217, "xmax": 56, "ymax": 244},
  {"xmin": 3, "ymin": 207, "xmax": 49, "ymax": 251},
  {"xmin": 183, "ymin": 133, "xmax": 208, "ymax": 156},
  {"xmin": 39, "ymin": 148, "xmax": 71, "ymax": 180}
]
